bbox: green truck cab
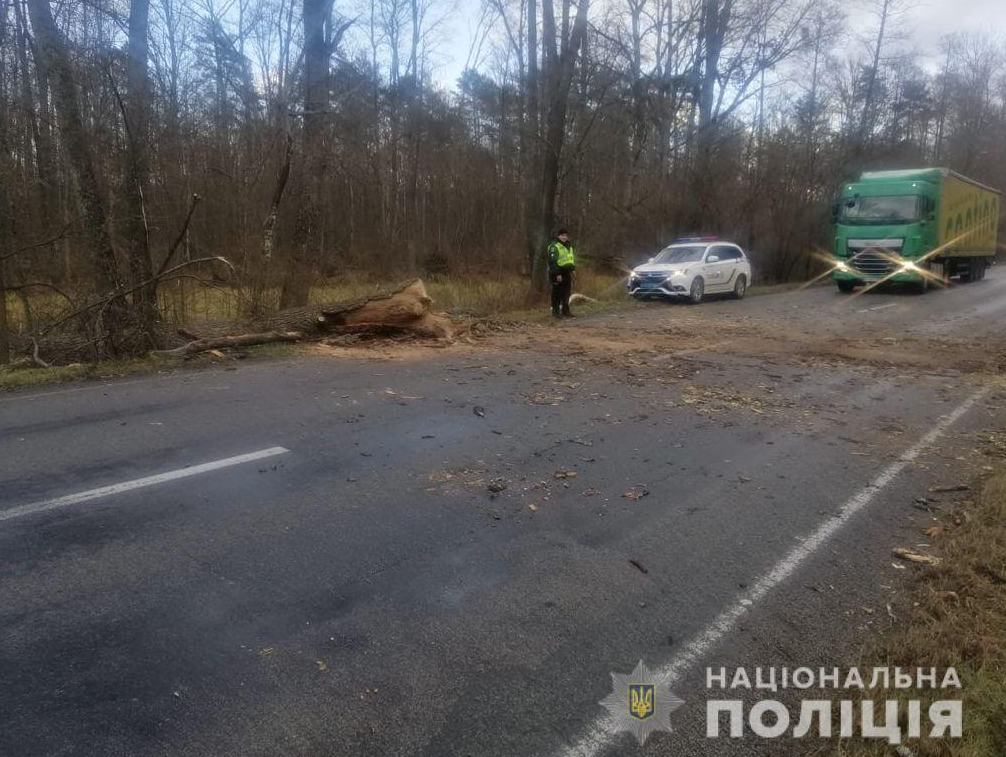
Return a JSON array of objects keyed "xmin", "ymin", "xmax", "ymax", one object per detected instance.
[{"xmin": 832, "ymin": 168, "xmax": 1001, "ymax": 293}]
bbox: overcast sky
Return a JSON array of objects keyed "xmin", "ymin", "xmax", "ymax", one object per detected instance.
[
  {"xmin": 431, "ymin": 0, "xmax": 1006, "ymax": 87},
  {"xmin": 906, "ymin": 0, "xmax": 1006, "ymax": 52}
]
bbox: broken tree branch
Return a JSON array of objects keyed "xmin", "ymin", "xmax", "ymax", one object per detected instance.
[
  {"xmin": 0, "ymin": 222, "xmax": 75, "ymax": 263},
  {"xmin": 157, "ymin": 193, "xmax": 203, "ymax": 278},
  {"xmin": 152, "ymin": 330, "xmax": 304, "ymax": 357},
  {"xmin": 29, "ymin": 337, "xmax": 50, "ymax": 368},
  {"xmin": 42, "ymin": 256, "xmax": 233, "ymax": 336}
]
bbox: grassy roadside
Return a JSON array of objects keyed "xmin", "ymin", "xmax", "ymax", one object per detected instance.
[
  {"xmin": 0, "ymin": 274, "xmax": 631, "ymax": 391},
  {"xmin": 0, "ymin": 273, "xmax": 796, "ymax": 392},
  {"xmin": 0, "ymin": 342, "xmax": 304, "ymax": 392},
  {"xmin": 815, "ymin": 466, "xmax": 1006, "ymax": 757}
]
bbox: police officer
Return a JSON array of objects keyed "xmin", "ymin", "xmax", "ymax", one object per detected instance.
[{"xmin": 548, "ymin": 228, "xmax": 576, "ymax": 318}]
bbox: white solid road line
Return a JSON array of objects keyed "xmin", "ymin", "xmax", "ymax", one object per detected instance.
[
  {"xmin": 554, "ymin": 388, "xmax": 988, "ymax": 757},
  {"xmin": 0, "ymin": 446, "xmax": 290, "ymax": 525}
]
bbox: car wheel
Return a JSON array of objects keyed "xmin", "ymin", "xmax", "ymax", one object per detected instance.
[
  {"xmin": 732, "ymin": 274, "xmax": 747, "ymax": 299},
  {"xmin": 688, "ymin": 277, "xmax": 704, "ymax": 304},
  {"xmin": 836, "ymin": 279, "xmax": 855, "ymax": 293}
]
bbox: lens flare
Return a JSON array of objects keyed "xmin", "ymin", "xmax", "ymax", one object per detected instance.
[{"xmin": 848, "ymin": 227, "xmax": 982, "ymax": 297}]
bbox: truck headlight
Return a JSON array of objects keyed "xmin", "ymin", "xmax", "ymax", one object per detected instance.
[
  {"xmin": 900, "ymin": 261, "xmax": 919, "ymax": 273},
  {"xmin": 835, "ymin": 260, "xmax": 850, "ymax": 272}
]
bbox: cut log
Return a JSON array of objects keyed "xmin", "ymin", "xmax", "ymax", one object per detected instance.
[
  {"xmin": 310, "ymin": 279, "xmax": 455, "ymax": 340},
  {"xmin": 153, "ymin": 279, "xmax": 456, "ymax": 359},
  {"xmin": 152, "ymin": 330, "xmax": 304, "ymax": 357},
  {"xmin": 252, "ymin": 279, "xmax": 454, "ymax": 340},
  {"xmin": 317, "ymin": 279, "xmax": 431, "ymax": 324}
]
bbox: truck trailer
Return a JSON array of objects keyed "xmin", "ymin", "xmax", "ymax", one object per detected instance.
[{"xmin": 832, "ymin": 168, "xmax": 1001, "ymax": 293}]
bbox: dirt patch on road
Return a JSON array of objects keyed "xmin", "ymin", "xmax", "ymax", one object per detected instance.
[
  {"xmin": 257, "ymin": 298, "xmax": 1006, "ymax": 384},
  {"xmin": 475, "ymin": 312, "xmax": 1006, "ymax": 379},
  {"xmin": 702, "ymin": 333, "xmax": 995, "ymax": 374}
]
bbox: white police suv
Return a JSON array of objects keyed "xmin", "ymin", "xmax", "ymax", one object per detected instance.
[{"xmin": 627, "ymin": 237, "xmax": 752, "ymax": 304}]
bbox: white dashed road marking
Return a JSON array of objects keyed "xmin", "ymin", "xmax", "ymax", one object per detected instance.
[
  {"xmin": 857, "ymin": 302, "xmax": 898, "ymax": 313},
  {"xmin": 0, "ymin": 446, "xmax": 290, "ymax": 524}
]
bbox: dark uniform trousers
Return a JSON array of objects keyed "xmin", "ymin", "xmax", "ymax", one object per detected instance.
[{"xmin": 551, "ymin": 269, "xmax": 573, "ymax": 315}]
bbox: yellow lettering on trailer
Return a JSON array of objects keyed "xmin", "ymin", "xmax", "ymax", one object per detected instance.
[{"xmin": 939, "ymin": 174, "xmax": 1000, "ymax": 257}]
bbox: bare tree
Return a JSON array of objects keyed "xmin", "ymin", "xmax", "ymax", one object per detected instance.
[
  {"xmin": 0, "ymin": 0, "xmax": 1004, "ymax": 365},
  {"xmin": 27, "ymin": 0, "xmax": 127, "ymax": 348},
  {"xmin": 279, "ymin": 0, "xmax": 351, "ymax": 307},
  {"xmin": 526, "ymin": 0, "xmax": 589, "ymax": 286},
  {"xmin": 123, "ymin": 0, "xmax": 157, "ymax": 325}
]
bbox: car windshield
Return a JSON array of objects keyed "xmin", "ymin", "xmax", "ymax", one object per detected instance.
[
  {"xmin": 653, "ymin": 245, "xmax": 706, "ymax": 264},
  {"xmin": 839, "ymin": 195, "xmax": 920, "ymax": 224}
]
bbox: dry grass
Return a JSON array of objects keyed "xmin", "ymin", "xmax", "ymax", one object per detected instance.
[
  {"xmin": 0, "ymin": 272, "xmax": 631, "ymax": 389},
  {"xmin": 0, "ymin": 342, "xmax": 303, "ymax": 392},
  {"xmin": 5, "ymin": 270, "xmax": 793, "ymax": 333},
  {"xmin": 7, "ymin": 271, "xmax": 632, "ymax": 332},
  {"xmin": 816, "ymin": 470, "xmax": 1006, "ymax": 757},
  {"xmin": 0, "ymin": 356, "xmax": 183, "ymax": 390}
]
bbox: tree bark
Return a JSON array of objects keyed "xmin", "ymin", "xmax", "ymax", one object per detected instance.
[
  {"xmin": 522, "ymin": 0, "xmax": 540, "ymax": 277},
  {"xmin": 526, "ymin": 0, "xmax": 589, "ymax": 289},
  {"xmin": 250, "ymin": 134, "xmax": 293, "ymax": 316},
  {"xmin": 279, "ymin": 0, "xmax": 335, "ymax": 308},
  {"xmin": 857, "ymin": 0, "xmax": 891, "ymax": 150},
  {"xmin": 692, "ymin": 0, "xmax": 731, "ymax": 229},
  {"xmin": 153, "ymin": 331, "xmax": 304, "ymax": 357},
  {"xmin": 27, "ymin": 0, "xmax": 126, "ymax": 349},
  {"xmin": 123, "ymin": 0, "xmax": 156, "ymax": 320},
  {"xmin": 0, "ymin": 174, "xmax": 10, "ymax": 365}
]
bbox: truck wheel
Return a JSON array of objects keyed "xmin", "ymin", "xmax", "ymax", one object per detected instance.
[
  {"xmin": 912, "ymin": 276, "xmax": 929, "ymax": 294},
  {"xmin": 688, "ymin": 277, "xmax": 704, "ymax": 304},
  {"xmin": 959, "ymin": 259, "xmax": 973, "ymax": 281},
  {"xmin": 732, "ymin": 275, "xmax": 747, "ymax": 299},
  {"xmin": 836, "ymin": 279, "xmax": 855, "ymax": 293}
]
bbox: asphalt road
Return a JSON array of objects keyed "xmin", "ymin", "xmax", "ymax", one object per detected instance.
[{"xmin": 2, "ymin": 272, "xmax": 1005, "ymax": 757}]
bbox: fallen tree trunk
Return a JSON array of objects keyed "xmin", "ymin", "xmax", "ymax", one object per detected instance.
[
  {"xmin": 250, "ymin": 279, "xmax": 455, "ymax": 339},
  {"xmin": 156, "ymin": 279, "xmax": 456, "ymax": 357},
  {"xmin": 152, "ymin": 330, "xmax": 303, "ymax": 357},
  {"xmin": 316, "ymin": 279, "xmax": 455, "ymax": 339}
]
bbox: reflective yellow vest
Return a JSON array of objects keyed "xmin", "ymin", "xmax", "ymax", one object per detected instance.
[{"xmin": 550, "ymin": 241, "xmax": 575, "ymax": 268}]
